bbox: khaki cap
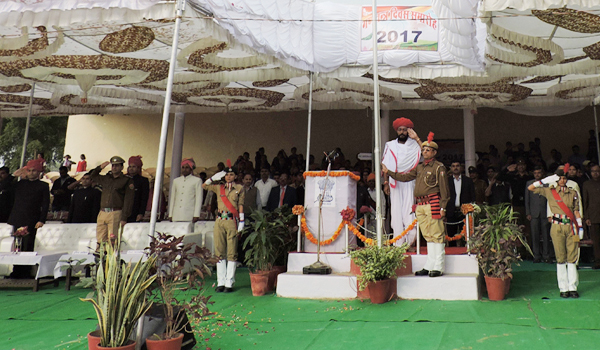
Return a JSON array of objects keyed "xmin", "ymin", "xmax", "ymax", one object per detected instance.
[{"xmin": 110, "ymin": 156, "xmax": 126, "ymax": 164}]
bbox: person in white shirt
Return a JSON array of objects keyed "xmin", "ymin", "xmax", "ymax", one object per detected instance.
[
  {"xmin": 255, "ymin": 167, "xmax": 277, "ymax": 209},
  {"xmin": 168, "ymin": 158, "xmax": 203, "ymax": 222}
]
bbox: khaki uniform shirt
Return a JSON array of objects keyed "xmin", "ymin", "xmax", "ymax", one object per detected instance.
[
  {"xmin": 388, "ymin": 159, "xmax": 450, "ymax": 209},
  {"xmin": 90, "ymin": 166, "xmax": 134, "ymax": 221},
  {"xmin": 534, "ymin": 186, "xmax": 579, "ymax": 216},
  {"xmin": 206, "ymin": 183, "xmax": 245, "ymax": 213}
]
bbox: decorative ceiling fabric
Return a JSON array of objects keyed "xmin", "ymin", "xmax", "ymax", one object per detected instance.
[{"xmin": 0, "ymin": 0, "xmax": 599, "ymax": 116}]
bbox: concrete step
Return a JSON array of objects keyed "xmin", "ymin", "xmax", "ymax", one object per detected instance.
[
  {"xmin": 276, "ymin": 272, "xmax": 357, "ymax": 299},
  {"xmin": 397, "ymin": 273, "xmax": 480, "ymax": 300},
  {"xmin": 287, "ymin": 252, "xmax": 351, "ymax": 273},
  {"xmin": 410, "ymin": 254, "xmax": 479, "ymax": 274}
]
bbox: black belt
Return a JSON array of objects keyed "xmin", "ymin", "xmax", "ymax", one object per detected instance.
[{"xmin": 101, "ymin": 207, "xmax": 122, "ymax": 212}]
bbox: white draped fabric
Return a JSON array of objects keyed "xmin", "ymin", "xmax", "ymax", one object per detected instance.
[
  {"xmin": 482, "ymin": 0, "xmax": 599, "ymax": 11},
  {"xmin": 196, "ymin": 0, "xmax": 484, "ymax": 72}
]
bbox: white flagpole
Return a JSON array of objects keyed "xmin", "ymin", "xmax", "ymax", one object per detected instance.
[{"xmin": 371, "ymin": 1, "xmax": 383, "ymax": 247}]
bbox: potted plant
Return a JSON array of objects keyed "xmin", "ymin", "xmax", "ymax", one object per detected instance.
[
  {"xmin": 144, "ymin": 232, "xmax": 218, "ymax": 350},
  {"xmin": 243, "ymin": 208, "xmax": 285, "ymax": 296},
  {"xmin": 271, "ymin": 205, "xmax": 297, "ymax": 286},
  {"xmin": 348, "ymin": 244, "xmax": 408, "ymax": 304},
  {"xmin": 469, "ymin": 204, "xmax": 532, "ymax": 301},
  {"xmin": 81, "ymin": 238, "xmax": 157, "ymax": 350}
]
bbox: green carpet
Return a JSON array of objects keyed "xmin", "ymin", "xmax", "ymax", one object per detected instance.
[{"xmin": 2, "ymin": 261, "xmax": 600, "ymax": 350}]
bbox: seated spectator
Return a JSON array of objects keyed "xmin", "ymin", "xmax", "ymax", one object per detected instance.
[
  {"xmin": 568, "ymin": 145, "xmax": 587, "ymax": 168},
  {"xmin": 485, "ymin": 166, "xmax": 511, "ymax": 205},
  {"xmin": 468, "ymin": 166, "xmax": 487, "ymax": 205},
  {"xmin": 0, "ymin": 166, "xmax": 14, "ymax": 222},
  {"xmin": 266, "ymin": 172, "xmax": 297, "ymax": 211},
  {"xmin": 68, "ymin": 173, "xmax": 101, "ymax": 223}
]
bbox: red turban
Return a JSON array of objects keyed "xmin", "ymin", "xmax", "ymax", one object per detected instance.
[
  {"xmin": 392, "ymin": 117, "xmax": 414, "ymax": 130},
  {"xmin": 392, "ymin": 117, "xmax": 415, "ymax": 130},
  {"xmin": 26, "ymin": 159, "xmax": 43, "ymax": 172},
  {"xmin": 128, "ymin": 155, "xmax": 143, "ymax": 167},
  {"xmin": 181, "ymin": 158, "xmax": 195, "ymax": 169}
]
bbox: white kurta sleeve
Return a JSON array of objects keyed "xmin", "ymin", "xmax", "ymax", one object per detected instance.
[{"xmin": 194, "ymin": 178, "xmax": 203, "ymax": 218}]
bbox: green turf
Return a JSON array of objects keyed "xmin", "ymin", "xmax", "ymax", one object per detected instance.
[{"xmin": 2, "ymin": 261, "xmax": 600, "ymax": 350}]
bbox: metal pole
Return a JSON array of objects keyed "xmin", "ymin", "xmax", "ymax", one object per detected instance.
[
  {"xmin": 168, "ymin": 112, "xmax": 185, "ymax": 216},
  {"xmin": 149, "ymin": 0, "xmax": 184, "ymax": 238},
  {"xmin": 305, "ymin": 72, "xmax": 313, "ymax": 173},
  {"xmin": 463, "ymin": 108, "xmax": 476, "ymax": 172},
  {"xmin": 20, "ymin": 82, "xmax": 35, "ymax": 168},
  {"xmin": 371, "ymin": 1, "xmax": 383, "ymax": 247},
  {"xmin": 594, "ymin": 103, "xmax": 600, "ymax": 163}
]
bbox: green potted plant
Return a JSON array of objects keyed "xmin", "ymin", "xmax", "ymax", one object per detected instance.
[
  {"xmin": 243, "ymin": 208, "xmax": 285, "ymax": 296},
  {"xmin": 348, "ymin": 244, "xmax": 408, "ymax": 304},
  {"xmin": 81, "ymin": 238, "xmax": 157, "ymax": 350},
  {"xmin": 144, "ymin": 232, "xmax": 218, "ymax": 350},
  {"xmin": 271, "ymin": 205, "xmax": 297, "ymax": 285},
  {"xmin": 469, "ymin": 204, "xmax": 532, "ymax": 301}
]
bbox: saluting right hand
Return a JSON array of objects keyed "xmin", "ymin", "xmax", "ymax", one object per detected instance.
[
  {"xmin": 541, "ymin": 174, "xmax": 560, "ymax": 184},
  {"xmin": 212, "ymin": 171, "xmax": 227, "ymax": 182},
  {"xmin": 101, "ymin": 161, "xmax": 110, "ymax": 169}
]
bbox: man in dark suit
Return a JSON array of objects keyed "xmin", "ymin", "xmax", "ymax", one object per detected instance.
[
  {"xmin": 446, "ymin": 162, "xmax": 475, "ymax": 245},
  {"xmin": 0, "ymin": 166, "xmax": 14, "ymax": 222},
  {"xmin": 126, "ymin": 156, "xmax": 150, "ymax": 223},
  {"xmin": 68, "ymin": 173, "xmax": 101, "ymax": 223},
  {"xmin": 525, "ymin": 166, "xmax": 551, "ymax": 263},
  {"xmin": 266, "ymin": 172, "xmax": 297, "ymax": 211},
  {"xmin": 50, "ymin": 166, "xmax": 76, "ymax": 211},
  {"xmin": 7, "ymin": 160, "xmax": 50, "ymax": 278}
]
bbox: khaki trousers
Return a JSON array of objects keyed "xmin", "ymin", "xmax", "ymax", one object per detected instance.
[
  {"xmin": 550, "ymin": 223, "xmax": 578, "ymax": 264},
  {"xmin": 214, "ymin": 218, "xmax": 238, "ymax": 261},
  {"xmin": 96, "ymin": 210, "xmax": 122, "ymax": 243},
  {"xmin": 415, "ymin": 204, "xmax": 445, "ymax": 243}
]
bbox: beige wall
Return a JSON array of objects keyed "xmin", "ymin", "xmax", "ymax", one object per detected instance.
[{"xmin": 64, "ymin": 107, "xmax": 596, "ymax": 170}]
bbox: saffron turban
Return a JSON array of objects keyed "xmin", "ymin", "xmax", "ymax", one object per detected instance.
[
  {"xmin": 181, "ymin": 158, "xmax": 195, "ymax": 169},
  {"xmin": 26, "ymin": 159, "xmax": 43, "ymax": 172},
  {"xmin": 128, "ymin": 155, "xmax": 143, "ymax": 167}
]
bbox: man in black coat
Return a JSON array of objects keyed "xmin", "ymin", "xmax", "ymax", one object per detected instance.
[
  {"xmin": 68, "ymin": 173, "xmax": 101, "ymax": 223},
  {"xmin": 7, "ymin": 160, "xmax": 50, "ymax": 278},
  {"xmin": 446, "ymin": 162, "xmax": 475, "ymax": 244},
  {"xmin": 50, "ymin": 166, "xmax": 76, "ymax": 211},
  {"xmin": 266, "ymin": 172, "xmax": 297, "ymax": 211},
  {"xmin": 0, "ymin": 166, "xmax": 14, "ymax": 222},
  {"xmin": 126, "ymin": 156, "xmax": 149, "ymax": 223}
]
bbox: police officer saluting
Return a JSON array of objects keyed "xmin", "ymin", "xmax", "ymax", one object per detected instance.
[
  {"xmin": 202, "ymin": 160, "xmax": 245, "ymax": 293},
  {"xmin": 382, "ymin": 132, "xmax": 450, "ymax": 277},
  {"xmin": 90, "ymin": 156, "xmax": 134, "ymax": 245}
]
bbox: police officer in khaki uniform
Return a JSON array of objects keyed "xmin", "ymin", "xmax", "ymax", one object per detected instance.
[
  {"xmin": 203, "ymin": 161, "xmax": 245, "ymax": 293},
  {"xmin": 382, "ymin": 132, "xmax": 450, "ymax": 277},
  {"xmin": 90, "ymin": 156, "xmax": 135, "ymax": 244},
  {"xmin": 528, "ymin": 165, "xmax": 583, "ymax": 298}
]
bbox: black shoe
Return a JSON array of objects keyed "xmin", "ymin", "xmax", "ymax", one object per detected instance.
[
  {"xmin": 429, "ymin": 270, "xmax": 443, "ymax": 277},
  {"xmin": 223, "ymin": 287, "xmax": 234, "ymax": 293},
  {"xmin": 415, "ymin": 269, "xmax": 429, "ymax": 276},
  {"xmin": 569, "ymin": 291, "xmax": 579, "ymax": 298},
  {"xmin": 593, "ymin": 264, "xmax": 600, "ymax": 270},
  {"xmin": 215, "ymin": 286, "xmax": 225, "ymax": 293},
  {"xmin": 533, "ymin": 258, "xmax": 542, "ymax": 263},
  {"xmin": 560, "ymin": 292, "xmax": 570, "ymax": 298}
]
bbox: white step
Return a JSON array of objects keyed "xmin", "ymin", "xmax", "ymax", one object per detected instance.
[
  {"xmin": 287, "ymin": 252, "xmax": 351, "ymax": 273},
  {"xmin": 397, "ymin": 274, "xmax": 480, "ymax": 300},
  {"xmin": 410, "ymin": 254, "xmax": 479, "ymax": 274},
  {"xmin": 276, "ymin": 272, "xmax": 357, "ymax": 299}
]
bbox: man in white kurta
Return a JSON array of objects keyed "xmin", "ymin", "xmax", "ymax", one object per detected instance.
[
  {"xmin": 169, "ymin": 158, "xmax": 203, "ymax": 222},
  {"xmin": 382, "ymin": 117, "xmax": 422, "ymax": 247}
]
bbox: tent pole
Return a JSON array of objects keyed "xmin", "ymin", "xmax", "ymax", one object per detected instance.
[
  {"xmin": 594, "ymin": 103, "xmax": 600, "ymax": 163},
  {"xmin": 371, "ymin": 1, "xmax": 383, "ymax": 247},
  {"xmin": 20, "ymin": 82, "xmax": 35, "ymax": 168},
  {"xmin": 305, "ymin": 72, "xmax": 313, "ymax": 173}
]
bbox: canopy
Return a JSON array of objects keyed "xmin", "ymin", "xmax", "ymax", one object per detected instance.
[{"xmin": 0, "ymin": 0, "xmax": 598, "ymax": 116}]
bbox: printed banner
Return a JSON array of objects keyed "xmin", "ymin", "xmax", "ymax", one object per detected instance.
[{"xmin": 361, "ymin": 6, "xmax": 438, "ymax": 52}]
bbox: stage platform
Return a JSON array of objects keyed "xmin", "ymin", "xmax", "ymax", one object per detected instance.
[{"xmin": 277, "ymin": 249, "xmax": 481, "ymax": 300}]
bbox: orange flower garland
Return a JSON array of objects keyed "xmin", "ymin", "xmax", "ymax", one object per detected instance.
[
  {"xmin": 446, "ymin": 203, "xmax": 476, "ymax": 241},
  {"xmin": 292, "ymin": 205, "xmax": 305, "ymax": 215},
  {"xmin": 303, "ymin": 170, "xmax": 361, "ymax": 182},
  {"xmin": 386, "ymin": 219, "xmax": 417, "ymax": 245}
]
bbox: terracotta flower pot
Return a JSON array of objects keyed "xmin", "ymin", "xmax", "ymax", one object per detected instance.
[
  {"xmin": 146, "ymin": 333, "xmax": 184, "ymax": 350},
  {"xmin": 97, "ymin": 341, "xmax": 136, "ymax": 350},
  {"xmin": 484, "ymin": 275, "xmax": 507, "ymax": 301},
  {"xmin": 87, "ymin": 331, "xmax": 101, "ymax": 350},
  {"xmin": 367, "ymin": 278, "xmax": 396, "ymax": 304},
  {"xmin": 249, "ymin": 271, "xmax": 270, "ymax": 296}
]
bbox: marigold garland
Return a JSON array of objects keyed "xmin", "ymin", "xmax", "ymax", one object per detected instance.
[
  {"xmin": 292, "ymin": 205, "xmax": 305, "ymax": 215},
  {"xmin": 303, "ymin": 170, "xmax": 360, "ymax": 182},
  {"xmin": 446, "ymin": 204, "xmax": 476, "ymax": 241}
]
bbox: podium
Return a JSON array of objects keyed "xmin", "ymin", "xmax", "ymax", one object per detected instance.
[{"xmin": 303, "ymin": 171, "xmax": 358, "ymax": 253}]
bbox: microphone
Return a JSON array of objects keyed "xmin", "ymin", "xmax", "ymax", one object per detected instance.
[{"xmin": 325, "ymin": 149, "xmax": 339, "ymax": 160}]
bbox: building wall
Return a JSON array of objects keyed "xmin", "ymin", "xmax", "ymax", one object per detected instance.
[{"xmin": 64, "ymin": 107, "xmax": 596, "ymax": 170}]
